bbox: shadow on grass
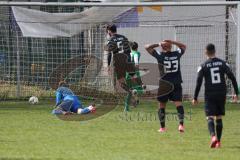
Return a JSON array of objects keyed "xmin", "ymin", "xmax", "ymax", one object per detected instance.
[
  {"xmin": 0, "ymin": 140, "xmax": 16, "ymax": 143},
  {"xmin": 0, "ymin": 105, "xmax": 48, "ymax": 111},
  {"xmin": 227, "ymin": 145, "xmax": 240, "ymax": 150},
  {"xmin": 0, "ymin": 158, "xmax": 51, "ymax": 160},
  {"xmin": 55, "ymin": 104, "xmax": 117, "ymax": 121}
]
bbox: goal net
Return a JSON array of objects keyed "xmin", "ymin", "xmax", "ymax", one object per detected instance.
[{"xmin": 0, "ymin": 1, "xmax": 239, "ymax": 102}]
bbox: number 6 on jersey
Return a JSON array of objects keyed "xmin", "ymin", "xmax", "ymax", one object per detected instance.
[{"xmin": 210, "ymin": 67, "xmax": 221, "ymax": 84}]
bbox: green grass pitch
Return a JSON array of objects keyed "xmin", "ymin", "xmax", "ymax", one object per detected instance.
[{"xmin": 0, "ymin": 100, "xmax": 240, "ymax": 160}]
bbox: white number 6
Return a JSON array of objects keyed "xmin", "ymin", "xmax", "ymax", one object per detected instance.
[{"xmin": 210, "ymin": 67, "xmax": 221, "ymax": 84}]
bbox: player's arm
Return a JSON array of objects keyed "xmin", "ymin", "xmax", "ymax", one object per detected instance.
[
  {"xmin": 55, "ymin": 91, "xmax": 62, "ymax": 106},
  {"xmin": 107, "ymin": 52, "xmax": 112, "ymax": 67},
  {"xmin": 133, "ymin": 53, "xmax": 140, "ymax": 68},
  {"xmin": 193, "ymin": 66, "xmax": 204, "ymax": 104},
  {"xmin": 144, "ymin": 43, "xmax": 159, "ymax": 56},
  {"xmin": 164, "ymin": 40, "xmax": 186, "ymax": 53},
  {"xmin": 104, "ymin": 41, "xmax": 113, "ymax": 67},
  {"xmin": 122, "ymin": 38, "xmax": 131, "ymax": 53},
  {"xmin": 225, "ymin": 64, "xmax": 239, "ymax": 98}
]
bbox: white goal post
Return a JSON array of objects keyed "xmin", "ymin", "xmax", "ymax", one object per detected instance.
[{"xmin": 0, "ymin": 1, "xmax": 239, "ymax": 100}]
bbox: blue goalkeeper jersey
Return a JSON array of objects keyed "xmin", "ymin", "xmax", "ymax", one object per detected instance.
[{"xmin": 56, "ymin": 87, "xmax": 82, "ymax": 112}]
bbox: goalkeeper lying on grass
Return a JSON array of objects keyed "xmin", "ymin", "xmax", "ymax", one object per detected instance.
[{"xmin": 52, "ymin": 81, "xmax": 96, "ymax": 115}]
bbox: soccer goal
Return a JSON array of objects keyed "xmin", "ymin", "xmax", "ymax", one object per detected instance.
[{"xmin": 0, "ymin": 1, "xmax": 239, "ymax": 101}]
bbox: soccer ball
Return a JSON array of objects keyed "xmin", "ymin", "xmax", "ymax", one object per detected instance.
[{"xmin": 29, "ymin": 96, "xmax": 39, "ymax": 104}]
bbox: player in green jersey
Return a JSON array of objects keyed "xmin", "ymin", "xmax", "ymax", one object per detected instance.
[{"xmin": 124, "ymin": 41, "xmax": 145, "ymax": 111}]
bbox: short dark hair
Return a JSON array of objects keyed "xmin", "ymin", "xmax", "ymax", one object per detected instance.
[
  {"xmin": 206, "ymin": 43, "xmax": 216, "ymax": 55},
  {"xmin": 130, "ymin": 41, "xmax": 138, "ymax": 51},
  {"xmin": 106, "ymin": 24, "xmax": 117, "ymax": 33}
]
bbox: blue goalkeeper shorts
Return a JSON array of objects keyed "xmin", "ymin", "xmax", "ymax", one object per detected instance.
[{"xmin": 57, "ymin": 96, "xmax": 82, "ymax": 113}]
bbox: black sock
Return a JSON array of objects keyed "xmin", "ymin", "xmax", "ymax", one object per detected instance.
[
  {"xmin": 158, "ymin": 108, "xmax": 165, "ymax": 128},
  {"xmin": 207, "ymin": 117, "xmax": 215, "ymax": 137},
  {"xmin": 216, "ymin": 119, "xmax": 223, "ymax": 141},
  {"xmin": 176, "ymin": 105, "xmax": 184, "ymax": 125}
]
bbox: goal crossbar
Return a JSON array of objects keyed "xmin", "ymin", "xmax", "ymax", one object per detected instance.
[{"xmin": 0, "ymin": 1, "xmax": 239, "ymax": 7}]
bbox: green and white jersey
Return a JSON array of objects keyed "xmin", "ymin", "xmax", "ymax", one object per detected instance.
[{"xmin": 130, "ymin": 50, "xmax": 140, "ymax": 65}]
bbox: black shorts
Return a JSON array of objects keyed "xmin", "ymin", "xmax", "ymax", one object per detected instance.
[
  {"xmin": 113, "ymin": 53, "xmax": 131, "ymax": 80},
  {"xmin": 205, "ymin": 94, "xmax": 226, "ymax": 116},
  {"xmin": 157, "ymin": 83, "xmax": 182, "ymax": 103}
]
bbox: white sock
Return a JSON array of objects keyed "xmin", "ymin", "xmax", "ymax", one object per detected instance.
[{"xmin": 77, "ymin": 108, "xmax": 83, "ymax": 114}]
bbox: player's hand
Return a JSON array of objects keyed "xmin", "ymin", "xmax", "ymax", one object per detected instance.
[
  {"xmin": 159, "ymin": 42, "xmax": 163, "ymax": 47},
  {"xmin": 192, "ymin": 99, "xmax": 198, "ymax": 106},
  {"xmin": 163, "ymin": 40, "xmax": 172, "ymax": 44},
  {"xmin": 160, "ymin": 40, "xmax": 172, "ymax": 49},
  {"xmin": 232, "ymin": 94, "xmax": 238, "ymax": 103}
]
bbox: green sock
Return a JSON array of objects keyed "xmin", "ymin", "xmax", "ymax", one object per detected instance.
[
  {"xmin": 125, "ymin": 73, "xmax": 132, "ymax": 88},
  {"xmin": 124, "ymin": 92, "xmax": 132, "ymax": 111}
]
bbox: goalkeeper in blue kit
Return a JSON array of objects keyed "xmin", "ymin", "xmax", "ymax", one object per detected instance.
[
  {"xmin": 52, "ymin": 81, "xmax": 96, "ymax": 115},
  {"xmin": 124, "ymin": 42, "xmax": 145, "ymax": 111}
]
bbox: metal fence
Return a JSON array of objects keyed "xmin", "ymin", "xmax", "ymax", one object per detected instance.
[{"xmin": 0, "ymin": 1, "xmax": 239, "ymax": 101}]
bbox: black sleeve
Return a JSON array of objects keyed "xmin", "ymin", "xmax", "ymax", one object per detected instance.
[
  {"xmin": 177, "ymin": 48, "xmax": 185, "ymax": 58},
  {"xmin": 107, "ymin": 52, "xmax": 112, "ymax": 66},
  {"xmin": 225, "ymin": 64, "xmax": 239, "ymax": 95},
  {"xmin": 151, "ymin": 50, "xmax": 162, "ymax": 60},
  {"xmin": 106, "ymin": 39, "xmax": 113, "ymax": 66},
  {"xmin": 194, "ymin": 66, "xmax": 204, "ymax": 100}
]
